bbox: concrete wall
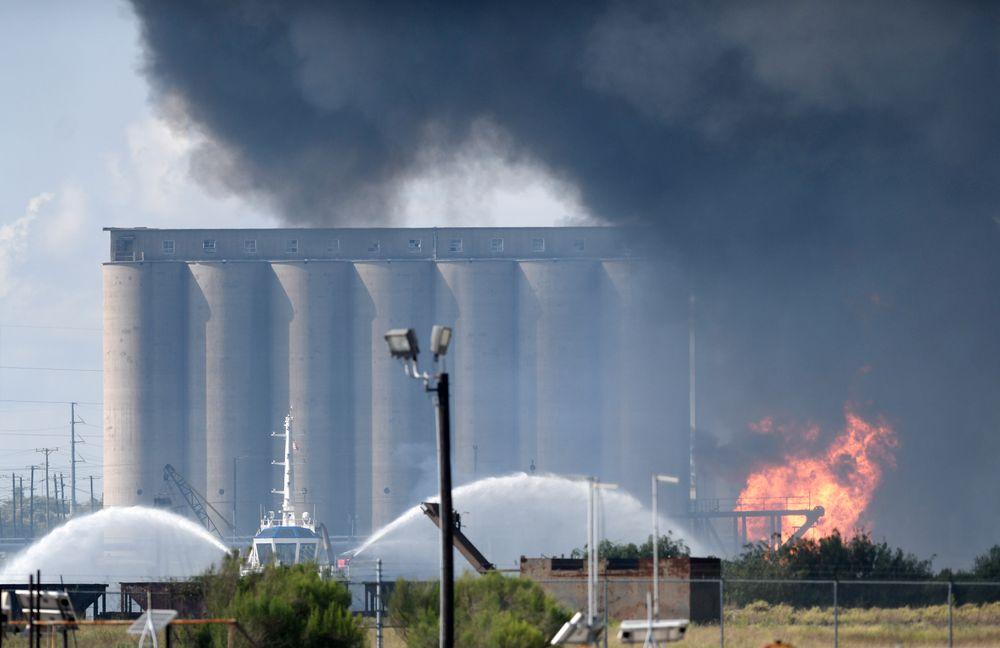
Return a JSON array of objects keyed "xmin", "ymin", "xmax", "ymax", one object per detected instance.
[
  {"xmin": 519, "ymin": 556, "xmax": 722, "ymax": 622},
  {"xmin": 103, "ymin": 228, "xmax": 684, "ymax": 536}
]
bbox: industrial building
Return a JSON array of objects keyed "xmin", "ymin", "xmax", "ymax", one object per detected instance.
[{"xmin": 103, "ymin": 227, "xmax": 689, "ymax": 536}]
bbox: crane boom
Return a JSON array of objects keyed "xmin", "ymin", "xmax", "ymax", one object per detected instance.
[{"xmin": 162, "ymin": 464, "xmax": 231, "ymax": 540}]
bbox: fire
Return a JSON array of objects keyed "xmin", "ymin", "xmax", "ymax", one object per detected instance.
[{"xmin": 736, "ymin": 407, "xmax": 897, "ymax": 542}]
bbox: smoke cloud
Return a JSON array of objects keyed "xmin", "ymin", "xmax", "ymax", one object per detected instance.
[
  {"xmin": 0, "ymin": 192, "xmax": 52, "ymax": 297},
  {"xmin": 129, "ymin": 1, "xmax": 1000, "ymax": 566}
]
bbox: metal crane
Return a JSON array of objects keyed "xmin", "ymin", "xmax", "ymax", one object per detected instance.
[{"xmin": 162, "ymin": 464, "xmax": 233, "ymax": 540}]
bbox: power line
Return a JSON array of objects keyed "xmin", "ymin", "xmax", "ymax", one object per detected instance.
[
  {"xmin": 0, "ymin": 365, "xmax": 102, "ymax": 373},
  {"xmin": 0, "ymin": 324, "xmax": 100, "ymax": 331},
  {"xmin": 0, "ymin": 399, "xmax": 102, "ymax": 405}
]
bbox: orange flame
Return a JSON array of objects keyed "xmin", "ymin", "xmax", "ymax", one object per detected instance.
[{"xmin": 736, "ymin": 407, "xmax": 898, "ymax": 542}]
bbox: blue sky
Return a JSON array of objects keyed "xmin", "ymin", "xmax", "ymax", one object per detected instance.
[{"xmin": 0, "ymin": 2, "xmax": 587, "ymax": 502}]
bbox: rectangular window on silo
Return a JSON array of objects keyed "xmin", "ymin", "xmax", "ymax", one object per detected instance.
[
  {"xmin": 286, "ymin": 239, "xmax": 298, "ymax": 254},
  {"xmin": 573, "ymin": 239, "xmax": 585, "ymax": 252},
  {"xmin": 368, "ymin": 240, "xmax": 381, "ymax": 253},
  {"xmin": 490, "ymin": 237, "xmax": 504, "ymax": 253},
  {"xmin": 243, "ymin": 239, "xmax": 257, "ymax": 254},
  {"xmin": 114, "ymin": 236, "xmax": 135, "ymax": 261},
  {"xmin": 408, "ymin": 239, "xmax": 422, "ymax": 253},
  {"xmin": 448, "ymin": 239, "xmax": 463, "ymax": 253},
  {"xmin": 162, "ymin": 240, "xmax": 175, "ymax": 255},
  {"xmin": 532, "ymin": 237, "xmax": 546, "ymax": 252},
  {"xmin": 203, "ymin": 239, "xmax": 217, "ymax": 254},
  {"xmin": 328, "ymin": 239, "xmax": 341, "ymax": 253}
]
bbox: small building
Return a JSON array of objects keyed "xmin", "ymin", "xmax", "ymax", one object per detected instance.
[{"xmin": 519, "ymin": 556, "xmax": 721, "ymax": 623}]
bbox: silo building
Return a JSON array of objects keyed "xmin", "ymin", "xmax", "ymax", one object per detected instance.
[{"xmin": 102, "ymin": 227, "xmax": 689, "ymax": 536}]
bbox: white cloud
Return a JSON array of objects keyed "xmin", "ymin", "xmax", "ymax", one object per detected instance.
[
  {"xmin": 106, "ymin": 116, "xmax": 278, "ymax": 228},
  {"xmin": 0, "ymin": 192, "xmax": 52, "ymax": 297},
  {"xmin": 40, "ymin": 183, "xmax": 88, "ymax": 252}
]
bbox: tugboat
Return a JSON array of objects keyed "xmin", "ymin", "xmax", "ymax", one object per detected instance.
[{"xmin": 244, "ymin": 412, "xmax": 327, "ymax": 572}]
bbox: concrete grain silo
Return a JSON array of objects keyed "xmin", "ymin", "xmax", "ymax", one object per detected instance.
[
  {"xmin": 102, "ymin": 227, "xmax": 687, "ymax": 537},
  {"xmin": 435, "ymin": 259, "xmax": 517, "ymax": 483}
]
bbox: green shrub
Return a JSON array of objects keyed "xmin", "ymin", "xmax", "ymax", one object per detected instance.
[
  {"xmin": 188, "ymin": 554, "xmax": 364, "ymax": 648},
  {"xmin": 570, "ymin": 534, "xmax": 689, "ymax": 560},
  {"xmin": 389, "ymin": 571, "xmax": 571, "ymax": 648}
]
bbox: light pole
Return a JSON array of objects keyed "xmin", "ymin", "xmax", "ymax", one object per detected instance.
[
  {"xmin": 651, "ymin": 474, "xmax": 679, "ymax": 619},
  {"xmin": 588, "ymin": 479, "xmax": 617, "ymax": 631},
  {"xmin": 385, "ymin": 325, "xmax": 454, "ymax": 648}
]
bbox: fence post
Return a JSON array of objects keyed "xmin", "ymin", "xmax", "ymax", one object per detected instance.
[
  {"xmin": 719, "ymin": 579, "xmax": 724, "ymax": 648},
  {"xmin": 376, "ymin": 558, "xmax": 383, "ymax": 648},
  {"xmin": 833, "ymin": 580, "xmax": 838, "ymax": 648},
  {"xmin": 603, "ymin": 577, "xmax": 609, "ymax": 648},
  {"xmin": 947, "ymin": 580, "xmax": 953, "ymax": 648}
]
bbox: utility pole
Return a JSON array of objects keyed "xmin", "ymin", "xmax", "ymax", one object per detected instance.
[
  {"xmin": 90, "ymin": 475, "xmax": 95, "ymax": 513},
  {"xmin": 11, "ymin": 472, "xmax": 17, "ymax": 537},
  {"xmin": 59, "ymin": 473, "xmax": 66, "ymax": 520},
  {"xmin": 18, "ymin": 475, "xmax": 24, "ymax": 535},
  {"xmin": 28, "ymin": 465, "xmax": 36, "ymax": 537},
  {"xmin": 35, "ymin": 447, "xmax": 56, "ymax": 530},
  {"xmin": 688, "ymin": 294, "xmax": 697, "ymax": 504},
  {"xmin": 70, "ymin": 402, "xmax": 78, "ymax": 516}
]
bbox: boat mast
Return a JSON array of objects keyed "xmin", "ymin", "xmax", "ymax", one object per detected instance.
[{"xmin": 271, "ymin": 412, "xmax": 295, "ymax": 523}]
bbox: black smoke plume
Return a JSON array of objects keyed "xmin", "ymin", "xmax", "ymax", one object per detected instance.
[{"xmin": 129, "ymin": 0, "xmax": 1000, "ymax": 566}]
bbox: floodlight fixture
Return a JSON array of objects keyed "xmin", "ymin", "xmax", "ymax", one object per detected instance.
[
  {"xmin": 430, "ymin": 325, "xmax": 453, "ymax": 359},
  {"xmin": 385, "ymin": 328, "xmax": 419, "ymax": 361}
]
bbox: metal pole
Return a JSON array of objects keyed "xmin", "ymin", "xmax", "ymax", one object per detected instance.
[
  {"xmin": 603, "ymin": 577, "xmax": 608, "ymax": 648},
  {"xmin": 232, "ymin": 457, "xmax": 237, "ymax": 541},
  {"xmin": 29, "ymin": 466, "xmax": 35, "ymax": 537},
  {"xmin": 28, "ymin": 572, "xmax": 33, "ymax": 648},
  {"xmin": 59, "ymin": 473, "xmax": 66, "ymax": 519},
  {"xmin": 948, "ymin": 581, "xmax": 953, "ymax": 647},
  {"xmin": 70, "ymin": 403, "xmax": 76, "ymax": 516},
  {"xmin": 719, "ymin": 579, "xmax": 724, "ymax": 648},
  {"xmin": 11, "ymin": 473, "xmax": 16, "ymax": 537},
  {"xmin": 35, "ymin": 569, "xmax": 41, "ymax": 648},
  {"xmin": 688, "ymin": 294, "xmax": 697, "ymax": 503},
  {"xmin": 432, "ymin": 372, "xmax": 454, "ymax": 648},
  {"xmin": 587, "ymin": 479, "xmax": 594, "ymax": 624},
  {"xmin": 652, "ymin": 474, "xmax": 659, "ymax": 618},
  {"xmin": 89, "ymin": 475, "xmax": 94, "ymax": 513},
  {"xmin": 43, "ymin": 453, "xmax": 50, "ymax": 529},
  {"xmin": 376, "ymin": 558, "xmax": 384, "ymax": 648},
  {"xmin": 833, "ymin": 580, "xmax": 839, "ymax": 648}
]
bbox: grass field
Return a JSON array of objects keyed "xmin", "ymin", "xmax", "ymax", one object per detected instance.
[
  {"xmin": 3, "ymin": 602, "xmax": 1000, "ymax": 646},
  {"xmin": 365, "ymin": 601, "xmax": 1000, "ymax": 648}
]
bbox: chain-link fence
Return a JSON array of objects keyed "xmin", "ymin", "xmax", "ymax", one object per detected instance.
[
  {"xmin": 3, "ymin": 577, "xmax": 1000, "ymax": 646},
  {"xmin": 356, "ymin": 575, "xmax": 1000, "ymax": 647}
]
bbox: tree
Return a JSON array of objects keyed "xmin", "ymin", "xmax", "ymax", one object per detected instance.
[
  {"xmin": 972, "ymin": 545, "xmax": 1000, "ymax": 580},
  {"xmin": 724, "ymin": 530, "xmax": 936, "ymax": 607},
  {"xmin": 390, "ymin": 571, "xmax": 571, "ymax": 648},
  {"xmin": 189, "ymin": 554, "xmax": 365, "ymax": 648}
]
